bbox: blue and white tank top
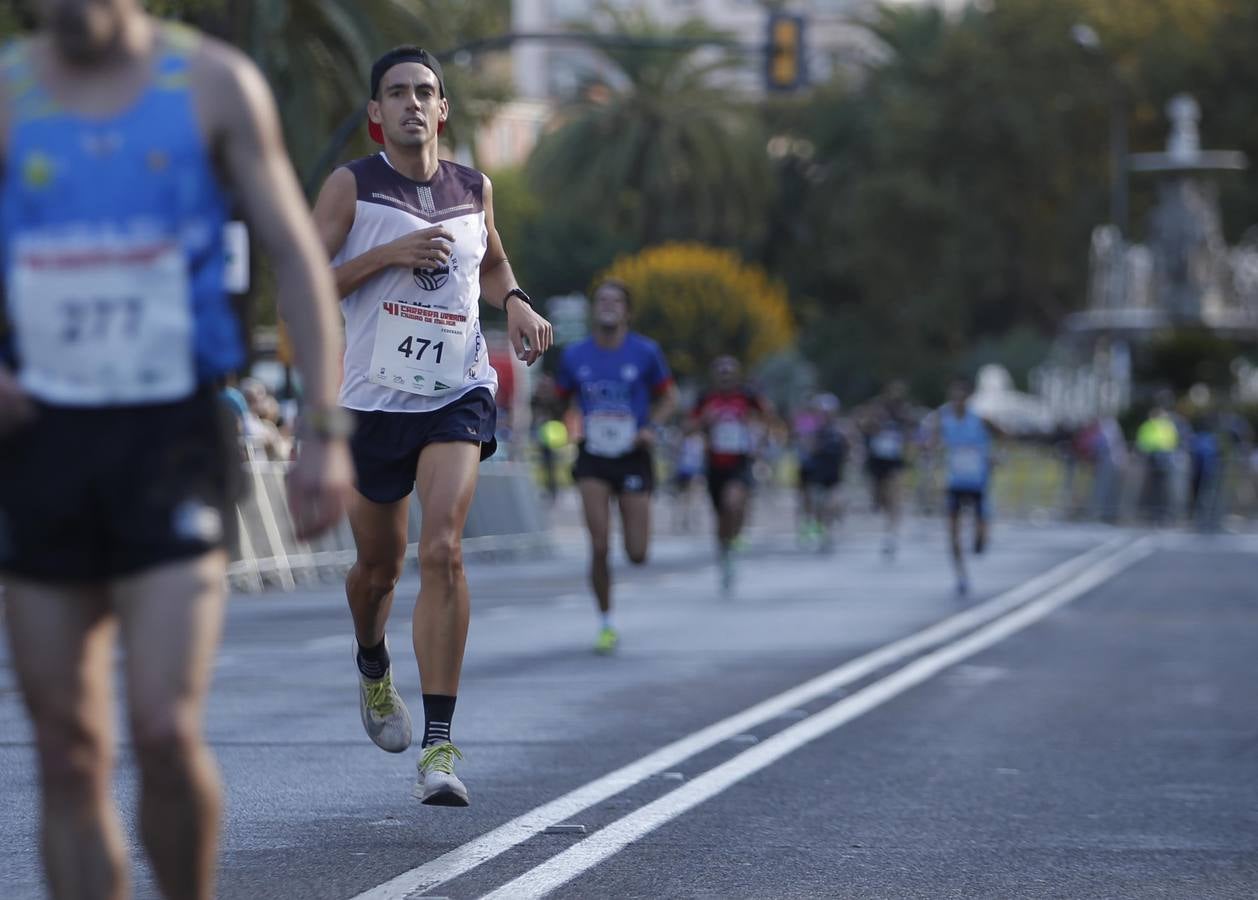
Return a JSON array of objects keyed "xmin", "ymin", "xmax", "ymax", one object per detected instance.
[
  {"xmin": 939, "ymin": 406, "xmax": 991, "ymax": 490},
  {"xmin": 0, "ymin": 27, "xmax": 239, "ymax": 406}
]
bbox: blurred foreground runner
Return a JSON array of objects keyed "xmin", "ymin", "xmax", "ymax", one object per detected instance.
[
  {"xmin": 556, "ymin": 279, "xmax": 675, "ymax": 653},
  {"xmin": 0, "ymin": 2, "xmax": 353, "ymax": 898},
  {"xmin": 312, "ymin": 46, "xmax": 551, "ymax": 806}
]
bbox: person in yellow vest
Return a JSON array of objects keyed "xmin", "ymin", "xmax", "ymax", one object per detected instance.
[{"xmin": 1136, "ymin": 406, "xmax": 1179, "ymax": 523}]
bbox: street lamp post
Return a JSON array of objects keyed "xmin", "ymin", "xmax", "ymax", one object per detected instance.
[{"xmin": 1072, "ymin": 23, "xmax": 1129, "ymax": 237}]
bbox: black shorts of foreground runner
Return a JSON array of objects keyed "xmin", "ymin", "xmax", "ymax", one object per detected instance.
[{"xmin": 0, "ymin": 386, "xmax": 243, "ymax": 580}]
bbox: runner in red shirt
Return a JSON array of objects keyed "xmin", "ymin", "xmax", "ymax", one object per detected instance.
[{"xmin": 690, "ymin": 356, "xmax": 769, "ymax": 594}]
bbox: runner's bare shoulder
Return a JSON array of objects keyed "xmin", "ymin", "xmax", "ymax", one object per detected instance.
[
  {"xmin": 176, "ymin": 25, "xmax": 278, "ymax": 153},
  {"xmin": 0, "ymin": 36, "xmax": 42, "ymax": 164}
]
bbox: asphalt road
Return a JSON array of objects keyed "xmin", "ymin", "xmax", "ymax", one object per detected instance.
[{"xmin": 2, "ymin": 511, "xmax": 1256, "ymax": 899}]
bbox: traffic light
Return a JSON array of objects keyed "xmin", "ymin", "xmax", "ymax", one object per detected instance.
[{"xmin": 766, "ymin": 13, "xmax": 806, "ymax": 92}]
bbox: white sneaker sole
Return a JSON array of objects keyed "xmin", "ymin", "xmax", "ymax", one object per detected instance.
[{"xmin": 413, "ymin": 776, "xmax": 470, "ymax": 807}]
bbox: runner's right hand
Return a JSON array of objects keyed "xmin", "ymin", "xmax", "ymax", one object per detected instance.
[
  {"xmin": 286, "ymin": 436, "xmax": 355, "ymax": 541},
  {"xmin": 0, "ymin": 365, "xmax": 34, "ymax": 436},
  {"xmin": 386, "ymin": 225, "xmax": 455, "ymax": 270}
]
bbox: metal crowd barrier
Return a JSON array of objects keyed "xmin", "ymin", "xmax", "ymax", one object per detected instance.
[{"xmin": 229, "ymin": 443, "xmax": 552, "ymax": 592}]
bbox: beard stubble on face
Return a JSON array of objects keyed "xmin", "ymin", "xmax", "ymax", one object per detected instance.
[{"xmin": 47, "ymin": 1, "xmax": 129, "ymax": 64}]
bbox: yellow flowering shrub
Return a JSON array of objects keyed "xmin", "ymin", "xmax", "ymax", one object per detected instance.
[{"xmin": 596, "ymin": 243, "xmax": 796, "ymax": 381}]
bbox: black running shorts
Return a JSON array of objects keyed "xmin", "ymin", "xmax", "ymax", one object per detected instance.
[
  {"xmin": 0, "ymin": 387, "xmax": 243, "ymax": 582},
  {"xmin": 800, "ymin": 454, "xmax": 843, "ymax": 489},
  {"xmin": 572, "ymin": 445, "xmax": 654, "ymax": 495},
  {"xmin": 947, "ymin": 487, "xmax": 989, "ymax": 519},
  {"xmin": 866, "ymin": 457, "xmax": 905, "ymax": 481},
  {"xmin": 349, "ymin": 387, "xmax": 498, "ymax": 504},
  {"xmin": 706, "ymin": 458, "xmax": 754, "ymax": 510}
]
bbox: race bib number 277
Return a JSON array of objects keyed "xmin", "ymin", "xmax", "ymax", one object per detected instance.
[{"xmin": 11, "ymin": 241, "xmax": 195, "ymax": 406}]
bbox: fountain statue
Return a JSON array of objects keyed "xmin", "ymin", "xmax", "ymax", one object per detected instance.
[{"xmin": 1034, "ymin": 95, "xmax": 1255, "ymax": 425}]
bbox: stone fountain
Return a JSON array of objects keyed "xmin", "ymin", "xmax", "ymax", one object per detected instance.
[{"xmin": 1033, "ymin": 95, "xmax": 1256, "ymax": 425}]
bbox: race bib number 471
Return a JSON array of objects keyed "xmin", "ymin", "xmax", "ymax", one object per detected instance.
[
  {"xmin": 11, "ymin": 241, "xmax": 195, "ymax": 406},
  {"xmin": 369, "ymin": 300, "xmax": 469, "ymax": 397}
]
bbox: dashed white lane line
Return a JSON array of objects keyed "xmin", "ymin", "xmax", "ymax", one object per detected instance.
[
  {"xmin": 347, "ymin": 535, "xmax": 1134, "ymax": 900},
  {"xmin": 480, "ymin": 537, "xmax": 1153, "ymax": 900}
]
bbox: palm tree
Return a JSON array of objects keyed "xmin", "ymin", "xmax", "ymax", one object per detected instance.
[
  {"xmin": 525, "ymin": 6, "xmax": 771, "ymax": 250},
  {"xmin": 155, "ymin": 0, "xmax": 509, "ymax": 192}
]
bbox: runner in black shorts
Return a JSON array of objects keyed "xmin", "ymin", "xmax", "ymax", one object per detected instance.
[
  {"xmin": 0, "ymin": 8, "xmax": 352, "ymax": 898},
  {"xmin": 690, "ymin": 357, "xmax": 769, "ymax": 594},
  {"xmin": 572, "ymin": 443, "xmax": 656, "ymax": 494},
  {"xmin": 858, "ymin": 380, "xmax": 917, "ymax": 559},
  {"xmin": 797, "ymin": 393, "xmax": 848, "ymax": 553},
  {"xmin": 556, "ymin": 279, "xmax": 676, "ymax": 653},
  {"xmin": 929, "ymin": 378, "xmax": 999, "ymax": 597},
  {"xmin": 312, "ymin": 46, "xmax": 552, "ymax": 806}
]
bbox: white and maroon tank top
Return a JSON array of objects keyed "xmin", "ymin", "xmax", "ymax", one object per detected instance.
[{"xmin": 335, "ymin": 154, "xmax": 497, "ymax": 413}]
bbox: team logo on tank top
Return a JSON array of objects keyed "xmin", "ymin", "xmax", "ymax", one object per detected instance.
[{"xmin": 413, "ymin": 251, "xmax": 459, "ymax": 291}]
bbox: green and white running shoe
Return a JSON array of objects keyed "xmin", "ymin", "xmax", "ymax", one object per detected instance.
[
  {"xmin": 414, "ymin": 741, "xmax": 469, "ymax": 806},
  {"xmin": 594, "ymin": 626, "xmax": 619, "ymax": 654},
  {"xmin": 356, "ymin": 643, "xmax": 412, "ymax": 753}
]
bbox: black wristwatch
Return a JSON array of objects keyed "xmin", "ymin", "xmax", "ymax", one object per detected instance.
[{"xmin": 503, "ymin": 288, "xmax": 533, "ymax": 312}]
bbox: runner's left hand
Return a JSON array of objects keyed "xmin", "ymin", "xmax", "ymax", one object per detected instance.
[
  {"xmin": 506, "ymin": 297, "xmax": 553, "ymax": 366},
  {"xmin": 635, "ymin": 427, "xmax": 656, "ymax": 449}
]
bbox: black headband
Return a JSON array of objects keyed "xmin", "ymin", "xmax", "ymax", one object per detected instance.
[{"xmin": 370, "ymin": 47, "xmax": 445, "ymax": 100}]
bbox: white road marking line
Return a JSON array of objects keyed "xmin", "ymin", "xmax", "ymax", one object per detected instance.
[
  {"xmin": 347, "ymin": 536, "xmax": 1132, "ymax": 900},
  {"xmin": 480, "ymin": 538, "xmax": 1154, "ymax": 900}
]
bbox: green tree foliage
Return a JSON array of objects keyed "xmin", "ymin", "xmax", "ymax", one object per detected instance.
[
  {"xmin": 765, "ymin": 0, "xmax": 1256, "ymax": 405},
  {"xmin": 1140, "ymin": 330, "xmax": 1245, "ymax": 393},
  {"xmin": 108, "ymin": 0, "xmax": 509, "ymax": 189},
  {"xmin": 488, "ymin": 167, "xmax": 634, "ymax": 302},
  {"xmin": 2, "ymin": 2, "xmax": 509, "ymax": 186},
  {"xmin": 597, "ymin": 243, "xmax": 795, "ymax": 382},
  {"xmin": 525, "ymin": 6, "xmax": 771, "ymax": 251}
]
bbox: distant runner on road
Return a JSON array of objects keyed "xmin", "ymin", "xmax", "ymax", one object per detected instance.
[
  {"xmin": 691, "ymin": 356, "xmax": 769, "ymax": 594},
  {"xmin": 930, "ymin": 378, "xmax": 999, "ymax": 597},
  {"xmin": 797, "ymin": 392, "xmax": 849, "ymax": 553},
  {"xmin": 859, "ymin": 380, "xmax": 916, "ymax": 560},
  {"xmin": 312, "ymin": 45, "xmax": 552, "ymax": 807},
  {"xmin": 556, "ymin": 279, "xmax": 676, "ymax": 653}
]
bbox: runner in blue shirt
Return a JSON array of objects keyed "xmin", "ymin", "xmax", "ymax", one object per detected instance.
[
  {"xmin": 931, "ymin": 378, "xmax": 1000, "ymax": 597},
  {"xmin": 0, "ymin": 6, "xmax": 352, "ymax": 896},
  {"xmin": 555, "ymin": 279, "xmax": 676, "ymax": 653}
]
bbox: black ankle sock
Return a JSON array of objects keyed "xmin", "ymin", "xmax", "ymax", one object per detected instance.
[
  {"xmin": 356, "ymin": 638, "xmax": 389, "ymax": 680},
  {"xmin": 422, "ymin": 694, "xmax": 457, "ymax": 746}
]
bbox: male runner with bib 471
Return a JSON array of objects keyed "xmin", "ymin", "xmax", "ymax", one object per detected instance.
[{"xmin": 313, "ymin": 46, "xmax": 551, "ymax": 806}]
